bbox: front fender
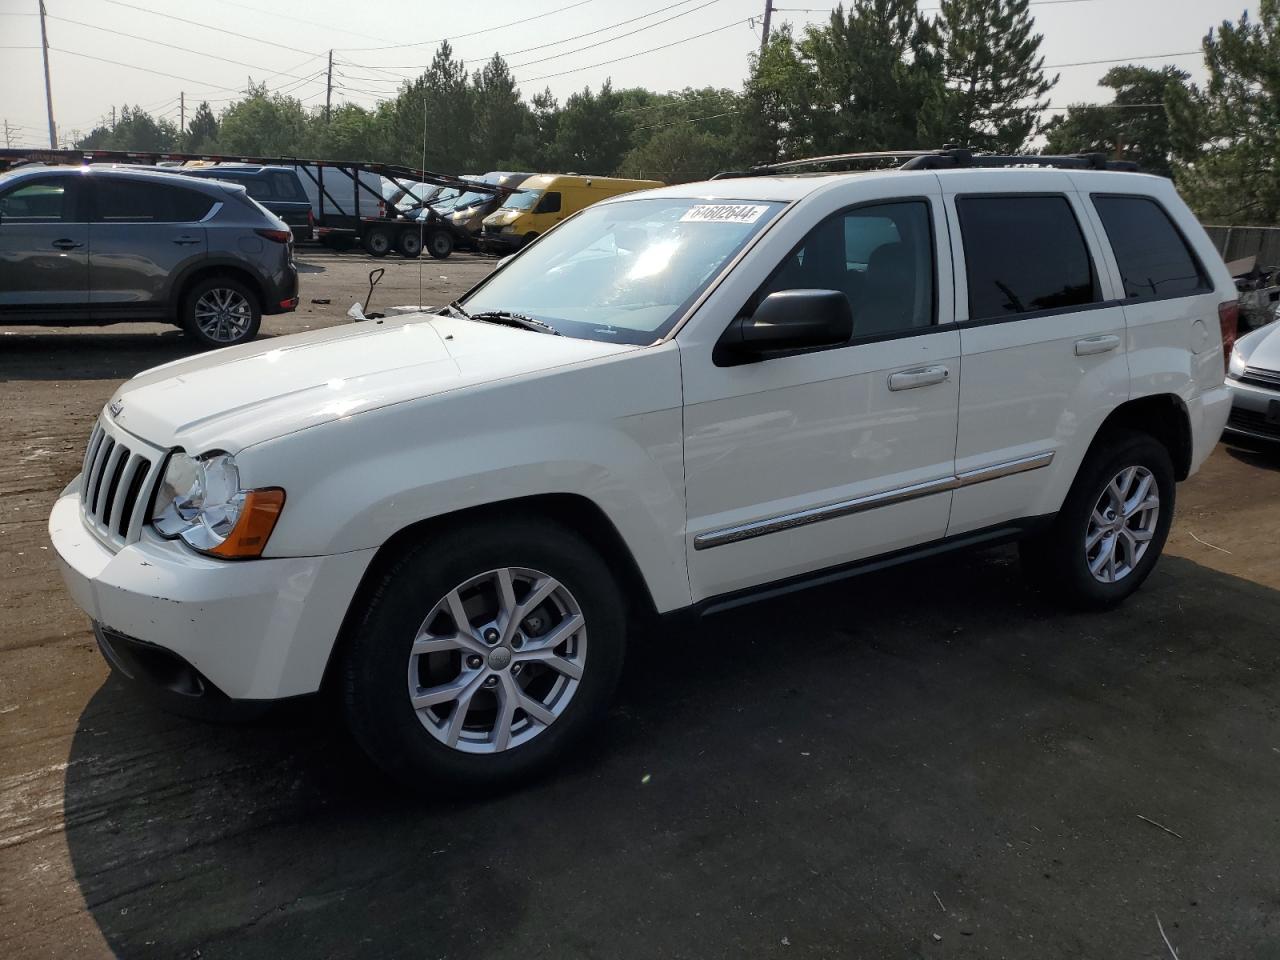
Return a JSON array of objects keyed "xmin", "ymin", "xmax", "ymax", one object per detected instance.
[{"xmin": 237, "ymin": 344, "xmax": 692, "ymax": 613}]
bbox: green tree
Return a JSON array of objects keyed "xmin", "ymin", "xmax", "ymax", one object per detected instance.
[
  {"xmin": 800, "ymin": 0, "xmax": 942, "ymax": 152},
  {"xmin": 472, "ymin": 54, "xmax": 531, "ymax": 170},
  {"xmin": 1042, "ymin": 66, "xmax": 1190, "ymax": 177},
  {"xmin": 620, "ymin": 123, "xmax": 734, "ymax": 183},
  {"xmin": 214, "ymin": 83, "xmax": 312, "ymax": 155},
  {"xmin": 924, "ymin": 0, "xmax": 1056, "ymax": 152},
  {"xmin": 510, "ymin": 87, "xmax": 563, "ymax": 169},
  {"xmin": 391, "ymin": 41, "xmax": 475, "ymax": 170},
  {"xmin": 553, "ymin": 81, "xmax": 632, "ymax": 173},
  {"xmin": 1168, "ymin": 0, "xmax": 1280, "ymax": 223},
  {"xmin": 736, "ymin": 26, "xmax": 822, "ymax": 164},
  {"xmin": 73, "ymin": 105, "xmax": 179, "ymax": 151},
  {"xmin": 185, "ymin": 101, "xmax": 219, "ymax": 152}
]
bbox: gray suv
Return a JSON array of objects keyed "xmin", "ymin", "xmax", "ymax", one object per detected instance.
[{"xmin": 0, "ymin": 165, "xmax": 298, "ymax": 348}]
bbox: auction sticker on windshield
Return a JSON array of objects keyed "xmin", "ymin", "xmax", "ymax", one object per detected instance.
[{"xmin": 680, "ymin": 204, "xmax": 770, "ymax": 224}]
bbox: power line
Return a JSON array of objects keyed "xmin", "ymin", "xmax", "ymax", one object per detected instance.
[
  {"xmin": 1044, "ymin": 51, "xmax": 1201, "ymax": 69},
  {"xmin": 48, "ymin": 46, "xmax": 326, "ymax": 97},
  {"xmin": 343, "ymin": 0, "xmax": 725, "ymax": 80},
  {"xmin": 508, "ymin": 0, "xmax": 725, "ymax": 70},
  {"xmin": 211, "ymin": 0, "xmax": 397, "ymax": 45},
  {"xmin": 96, "ymin": 0, "xmax": 321, "ymax": 56},
  {"xmin": 336, "ymin": 0, "xmax": 598, "ymax": 52},
  {"xmin": 515, "ymin": 17, "xmax": 752, "ymax": 83},
  {"xmin": 44, "ymin": 14, "xmax": 324, "ymax": 82}
]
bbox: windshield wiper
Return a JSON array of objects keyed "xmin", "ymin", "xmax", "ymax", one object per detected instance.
[{"xmin": 469, "ymin": 310, "xmax": 560, "ymax": 336}]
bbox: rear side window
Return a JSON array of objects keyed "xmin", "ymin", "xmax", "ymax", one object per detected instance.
[
  {"xmin": 269, "ymin": 171, "xmax": 305, "ymax": 201},
  {"xmin": 1092, "ymin": 195, "xmax": 1209, "ymax": 300},
  {"xmin": 94, "ymin": 179, "xmax": 214, "ymax": 222},
  {"xmin": 957, "ymin": 195, "xmax": 1099, "ymax": 320}
]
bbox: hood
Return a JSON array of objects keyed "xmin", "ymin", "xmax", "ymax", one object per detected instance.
[
  {"xmin": 484, "ymin": 209, "xmax": 520, "ymax": 228},
  {"xmin": 107, "ymin": 313, "xmax": 637, "ymax": 453},
  {"xmin": 1238, "ymin": 319, "xmax": 1280, "ymax": 372}
]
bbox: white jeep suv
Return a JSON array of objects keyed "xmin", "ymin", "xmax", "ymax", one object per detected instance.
[{"xmin": 50, "ymin": 151, "xmax": 1234, "ymax": 790}]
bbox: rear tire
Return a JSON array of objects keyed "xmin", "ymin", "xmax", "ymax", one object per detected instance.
[
  {"xmin": 396, "ymin": 229, "xmax": 423, "ymax": 259},
  {"xmin": 341, "ymin": 518, "xmax": 626, "ymax": 794},
  {"xmin": 180, "ymin": 276, "xmax": 261, "ymax": 349},
  {"xmin": 362, "ymin": 227, "xmax": 392, "ymax": 258},
  {"xmin": 426, "ymin": 229, "xmax": 454, "ymax": 260},
  {"xmin": 1020, "ymin": 429, "xmax": 1175, "ymax": 609}
]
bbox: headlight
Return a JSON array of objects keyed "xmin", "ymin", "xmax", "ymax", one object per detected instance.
[
  {"xmin": 151, "ymin": 452, "xmax": 285, "ymax": 559},
  {"xmin": 1228, "ymin": 345, "xmax": 1246, "ymax": 379},
  {"xmin": 501, "ymin": 225, "xmax": 517, "ymax": 234}
]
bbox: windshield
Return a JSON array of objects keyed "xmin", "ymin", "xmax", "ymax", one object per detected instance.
[
  {"xmin": 501, "ymin": 190, "xmax": 542, "ymax": 212},
  {"xmin": 462, "ymin": 197, "xmax": 784, "ymax": 344}
]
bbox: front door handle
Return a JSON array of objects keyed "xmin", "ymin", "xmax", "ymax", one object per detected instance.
[
  {"xmin": 172, "ymin": 236, "xmax": 201, "ymax": 246},
  {"xmin": 1075, "ymin": 334, "xmax": 1121, "ymax": 356},
  {"xmin": 51, "ymin": 238, "xmax": 83, "ymax": 250},
  {"xmin": 888, "ymin": 365, "xmax": 950, "ymax": 391}
]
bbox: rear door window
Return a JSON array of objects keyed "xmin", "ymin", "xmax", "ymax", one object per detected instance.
[
  {"xmin": 956, "ymin": 195, "xmax": 1099, "ymax": 320},
  {"xmin": 93, "ymin": 179, "xmax": 214, "ymax": 223},
  {"xmin": 269, "ymin": 171, "xmax": 305, "ymax": 201},
  {"xmin": 1091, "ymin": 195, "xmax": 1209, "ymax": 300}
]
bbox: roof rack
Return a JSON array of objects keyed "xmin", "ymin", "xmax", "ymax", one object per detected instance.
[{"xmin": 713, "ymin": 146, "xmax": 1140, "ymax": 179}]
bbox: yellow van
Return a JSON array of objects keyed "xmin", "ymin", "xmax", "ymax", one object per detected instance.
[{"xmin": 480, "ymin": 174, "xmax": 664, "ymax": 252}]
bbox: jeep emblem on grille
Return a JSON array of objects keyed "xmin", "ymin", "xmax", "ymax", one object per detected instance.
[{"xmin": 108, "ymin": 400, "xmax": 123, "ymax": 418}]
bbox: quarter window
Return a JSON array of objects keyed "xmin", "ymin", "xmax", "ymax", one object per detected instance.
[
  {"xmin": 957, "ymin": 195, "xmax": 1099, "ymax": 320},
  {"xmin": 760, "ymin": 200, "xmax": 935, "ymax": 339},
  {"xmin": 1092, "ymin": 195, "xmax": 1208, "ymax": 300}
]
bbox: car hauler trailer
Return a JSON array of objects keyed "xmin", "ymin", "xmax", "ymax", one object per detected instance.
[{"xmin": 0, "ymin": 148, "xmax": 511, "ymax": 260}]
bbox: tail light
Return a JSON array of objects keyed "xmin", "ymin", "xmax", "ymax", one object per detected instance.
[
  {"xmin": 256, "ymin": 228, "xmax": 292, "ymax": 244},
  {"xmin": 307, "ymin": 209, "xmax": 315, "ymax": 228},
  {"xmin": 378, "ymin": 200, "xmax": 387, "ymax": 218},
  {"xmin": 1219, "ymin": 300, "xmax": 1239, "ymax": 373}
]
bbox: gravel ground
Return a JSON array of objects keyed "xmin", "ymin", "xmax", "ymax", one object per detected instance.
[{"xmin": 2, "ymin": 248, "xmax": 1280, "ymax": 959}]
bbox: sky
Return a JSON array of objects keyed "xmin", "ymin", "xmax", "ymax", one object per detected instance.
[{"xmin": 0, "ymin": 0, "xmax": 1261, "ymax": 149}]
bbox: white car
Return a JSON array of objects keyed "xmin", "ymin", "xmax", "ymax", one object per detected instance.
[
  {"xmin": 1225, "ymin": 318, "xmax": 1280, "ymax": 443},
  {"xmin": 49, "ymin": 151, "xmax": 1234, "ymax": 791}
]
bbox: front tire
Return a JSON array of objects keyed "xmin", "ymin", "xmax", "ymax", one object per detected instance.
[
  {"xmin": 1020, "ymin": 429, "xmax": 1175, "ymax": 608},
  {"xmin": 341, "ymin": 518, "xmax": 626, "ymax": 793},
  {"xmin": 180, "ymin": 276, "xmax": 261, "ymax": 348}
]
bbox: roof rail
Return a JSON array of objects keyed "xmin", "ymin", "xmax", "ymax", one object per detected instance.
[{"xmin": 712, "ymin": 146, "xmax": 1140, "ymax": 179}]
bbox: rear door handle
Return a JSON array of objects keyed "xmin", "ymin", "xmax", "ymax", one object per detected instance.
[
  {"xmin": 1075, "ymin": 334, "xmax": 1121, "ymax": 356},
  {"xmin": 172, "ymin": 236, "xmax": 201, "ymax": 246},
  {"xmin": 888, "ymin": 365, "xmax": 950, "ymax": 391},
  {"xmin": 51, "ymin": 238, "xmax": 83, "ymax": 250}
]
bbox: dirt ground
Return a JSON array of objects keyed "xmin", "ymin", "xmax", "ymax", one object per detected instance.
[{"xmin": 2, "ymin": 247, "xmax": 1280, "ymax": 959}]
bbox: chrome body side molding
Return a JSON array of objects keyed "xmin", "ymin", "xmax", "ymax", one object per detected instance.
[{"xmin": 692, "ymin": 451, "xmax": 1055, "ymax": 550}]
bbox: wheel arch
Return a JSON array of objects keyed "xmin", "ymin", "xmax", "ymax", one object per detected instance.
[
  {"xmin": 171, "ymin": 260, "xmax": 266, "ymax": 319},
  {"xmin": 318, "ymin": 492, "xmax": 658, "ymax": 694},
  {"xmin": 1093, "ymin": 393, "xmax": 1193, "ymax": 481}
]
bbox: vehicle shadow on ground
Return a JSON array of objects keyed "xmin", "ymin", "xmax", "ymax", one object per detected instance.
[
  {"xmin": 0, "ymin": 332, "xmax": 277, "ymax": 382},
  {"xmin": 1224, "ymin": 440, "xmax": 1280, "ymax": 472},
  {"xmin": 62, "ymin": 550, "xmax": 1280, "ymax": 959}
]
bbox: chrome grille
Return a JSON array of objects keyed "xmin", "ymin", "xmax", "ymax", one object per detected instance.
[
  {"xmin": 80, "ymin": 419, "xmax": 165, "ymax": 550},
  {"xmin": 1241, "ymin": 365, "xmax": 1280, "ymax": 390}
]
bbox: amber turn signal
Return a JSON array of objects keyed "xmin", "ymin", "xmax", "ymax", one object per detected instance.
[{"xmin": 209, "ymin": 488, "xmax": 286, "ymax": 559}]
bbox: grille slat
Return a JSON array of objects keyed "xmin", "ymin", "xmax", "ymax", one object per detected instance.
[
  {"xmin": 78, "ymin": 418, "xmax": 165, "ymax": 551},
  {"xmin": 1242, "ymin": 366, "xmax": 1280, "ymax": 389},
  {"xmin": 1228, "ymin": 407, "xmax": 1280, "ymax": 439}
]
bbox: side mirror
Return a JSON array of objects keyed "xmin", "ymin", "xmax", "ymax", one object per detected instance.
[{"xmin": 716, "ymin": 289, "xmax": 853, "ymax": 365}]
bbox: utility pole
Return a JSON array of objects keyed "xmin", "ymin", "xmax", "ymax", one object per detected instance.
[
  {"xmin": 759, "ymin": 0, "xmax": 774, "ymax": 56},
  {"xmin": 179, "ymin": 91, "xmax": 185, "ymax": 145},
  {"xmin": 38, "ymin": 0, "xmax": 57, "ymax": 148},
  {"xmin": 325, "ymin": 49, "xmax": 334, "ymax": 123},
  {"xmin": 110, "ymin": 105, "xmax": 116, "ymax": 130},
  {"xmin": 3, "ymin": 119, "xmax": 14, "ymax": 149}
]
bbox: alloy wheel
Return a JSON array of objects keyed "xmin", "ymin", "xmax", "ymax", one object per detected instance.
[
  {"xmin": 193, "ymin": 288, "xmax": 252, "ymax": 344},
  {"xmin": 406, "ymin": 567, "xmax": 587, "ymax": 754},
  {"xmin": 1084, "ymin": 465, "xmax": 1160, "ymax": 583}
]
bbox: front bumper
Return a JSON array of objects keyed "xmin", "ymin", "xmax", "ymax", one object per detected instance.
[
  {"xmin": 1225, "ymin": 376, "xmax": 1280, "ymax": 443},
  {"xmin": 49, "ymin": 481, "xmax": 375, "ymax": 700},
  {"xmin": 479, "ymin": 232, "xmax": 523, "ymax": 253}
]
